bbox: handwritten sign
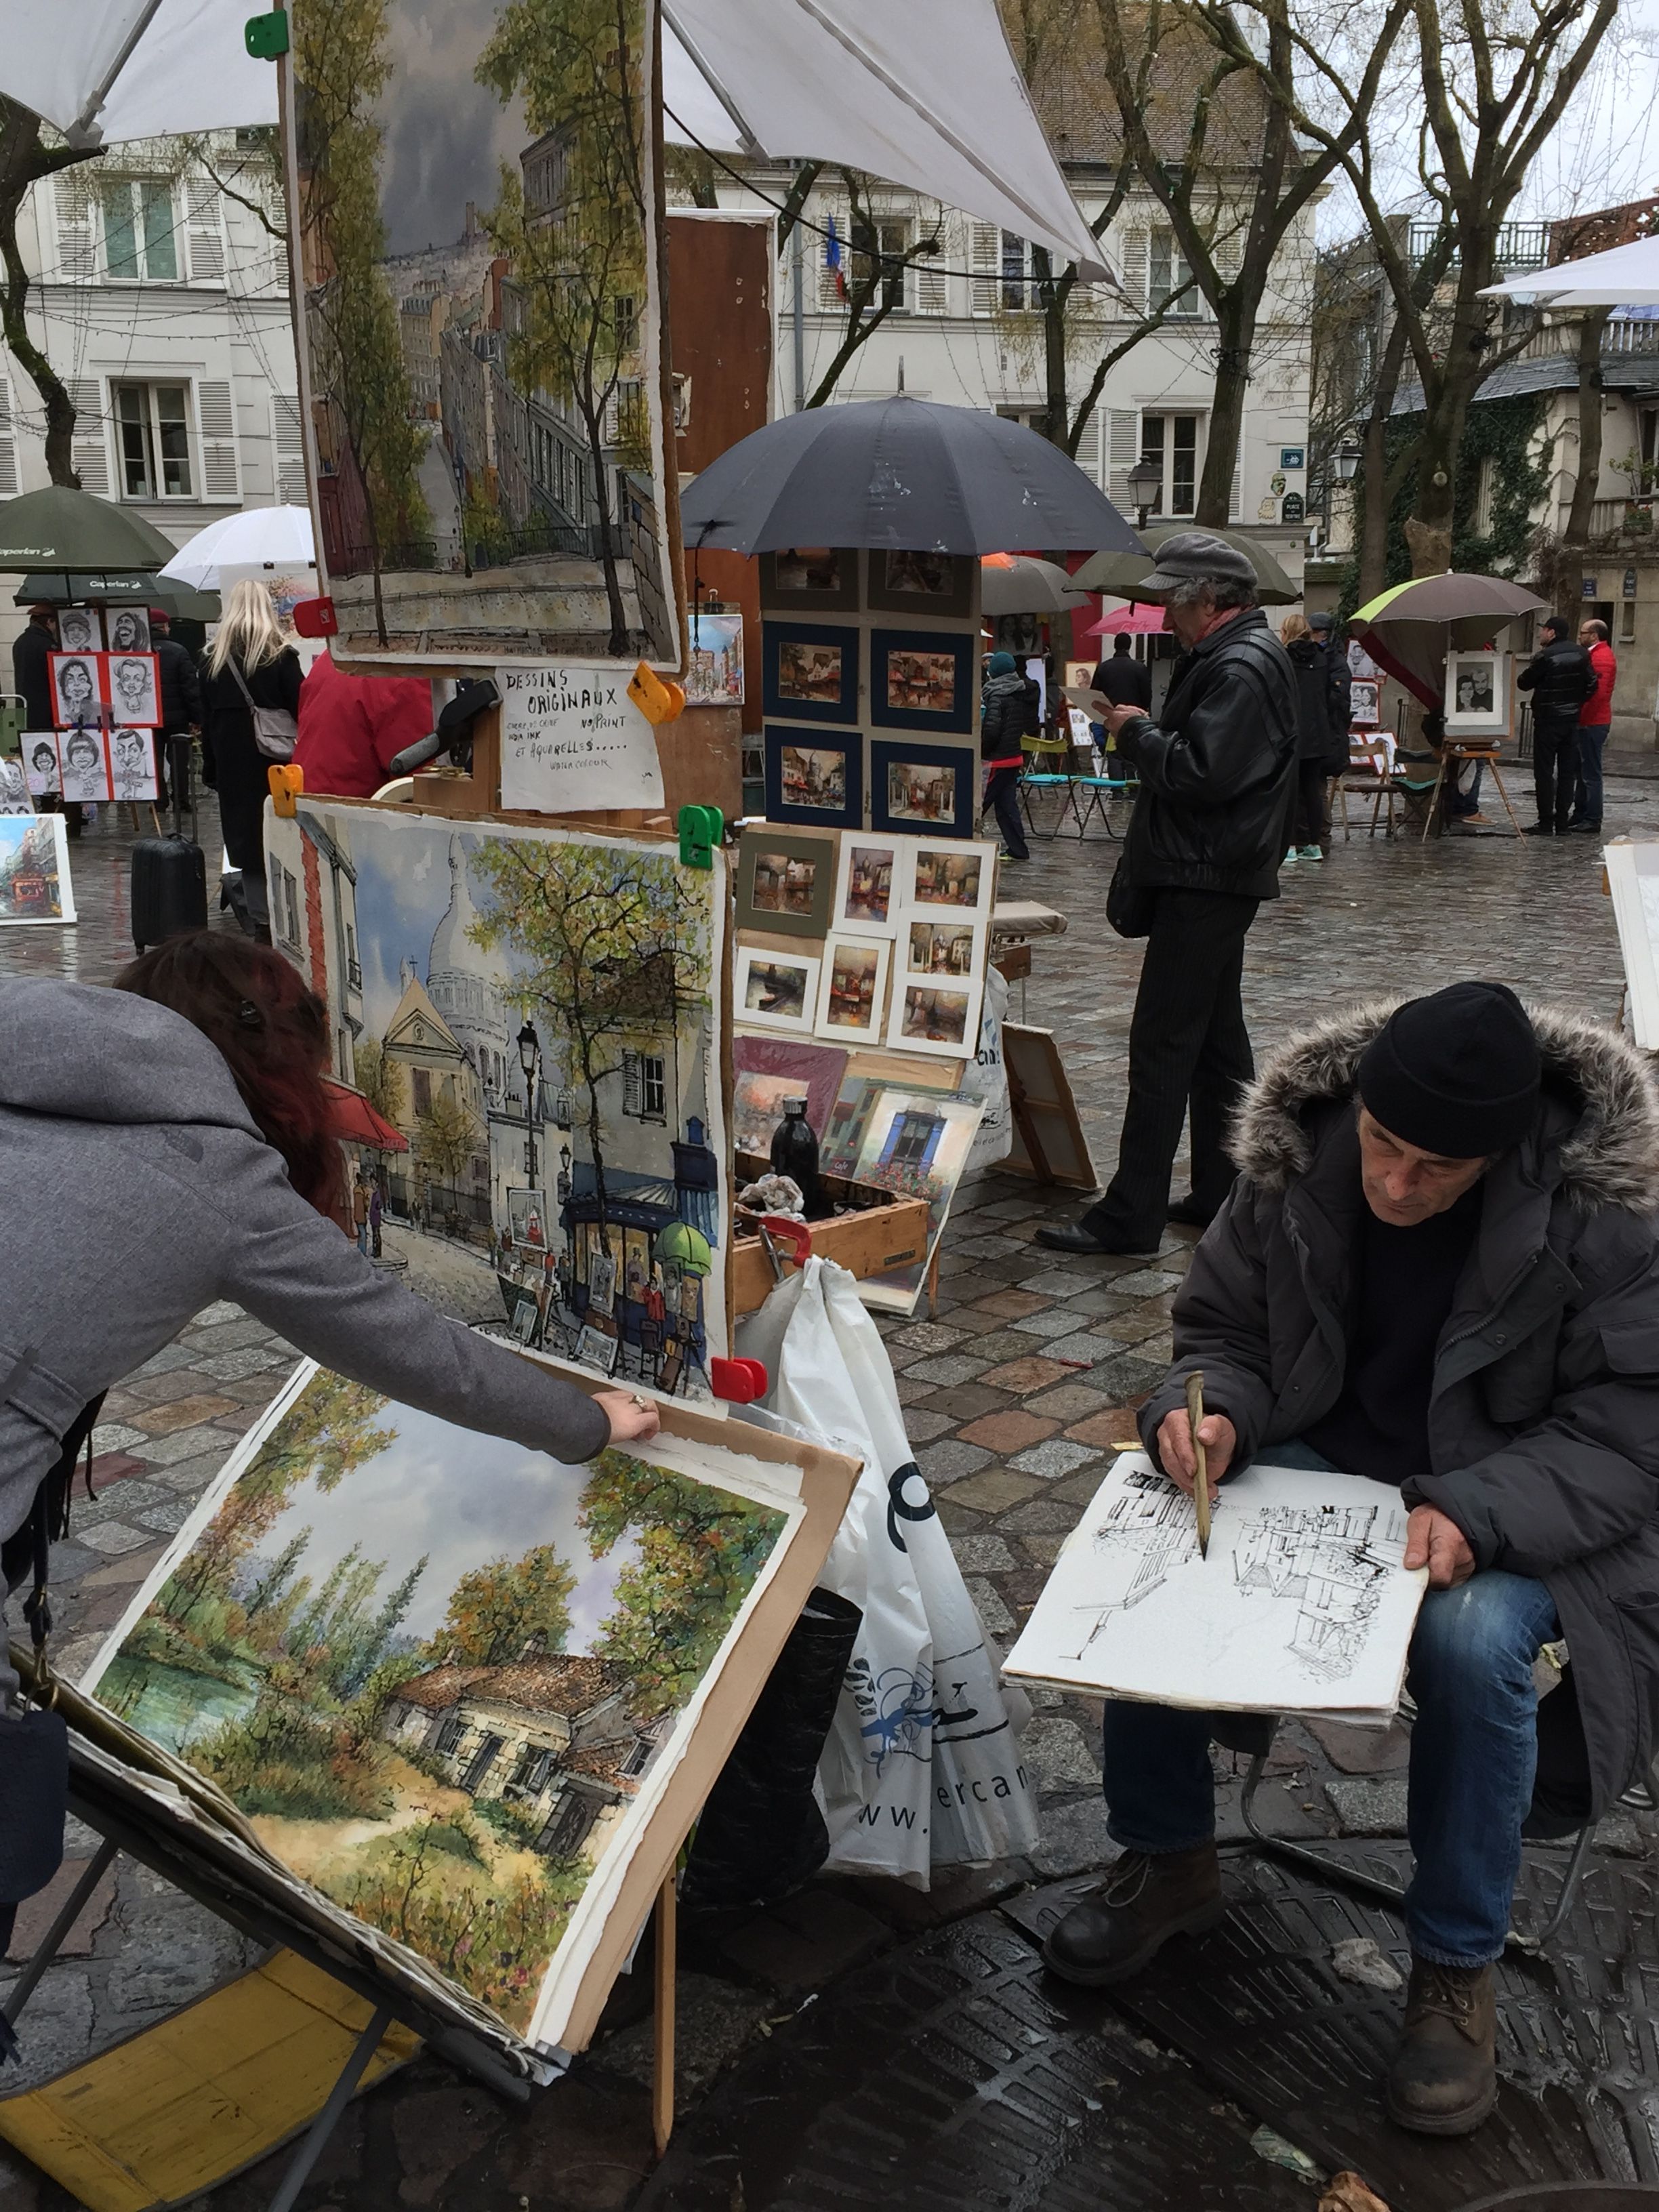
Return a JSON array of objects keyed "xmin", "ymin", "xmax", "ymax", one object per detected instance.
[{"xmin": 497, "ymin": 664, "xmax": 665, "ymax": 813}]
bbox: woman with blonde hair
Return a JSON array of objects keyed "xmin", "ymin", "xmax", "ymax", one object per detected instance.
[
  {"xmin": 1279, "ymin": 609, "xmax": 1350, "ymax": 863},
  {"xmin": 199, "ymin": 579, "xmax": 303, "ymax": 940}
]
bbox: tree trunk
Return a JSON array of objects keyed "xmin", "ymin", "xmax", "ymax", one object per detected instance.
[
  {"xmin": 583, "ymin": 405, "xmax": 629, "ymax": 655},
  {"xmin": 1565, "ymin": 308, "xmax": 1612, "ymax": 548},
  {"xmin": 0, "ymin": 100, "xmax": 102, "ymax": 488},
  {"xmin": 1195, "ymin": 295, "xmax": 1256, "ymax": 526},
  {"xmin": 1356, "ymin": 312, "xmax": 1412, "ymax": 604},
  {"xmin": 1036, "ymin": 249, "xmax": 1069, "ymax": 447}
]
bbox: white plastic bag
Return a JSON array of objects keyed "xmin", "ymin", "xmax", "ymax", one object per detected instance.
[
  {"xmin": 737, "ymin": 1257, "xmax": 1038, "ymax": 1885},
  {"xmin": 963, "ymin": 964, "xmax": 1012, "ymax": 1174}
]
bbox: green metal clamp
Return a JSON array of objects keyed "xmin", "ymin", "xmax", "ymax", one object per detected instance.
[
  {"xmin": 677, "ymin": 804, "xmax": 723, "ymax": 871},
  {"xmin": 245, "ymin": 10, "xmax": 290, "ymax": 59}
]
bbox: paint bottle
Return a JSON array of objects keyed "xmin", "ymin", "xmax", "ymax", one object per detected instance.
[{"xmin": 769, "ymin": 1097, "xmax": 820, "ymax": 1215}]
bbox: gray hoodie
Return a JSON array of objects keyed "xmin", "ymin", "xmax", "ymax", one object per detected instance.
[{"xmin": 0, "ymin": 978, "xmax": 611, "ymax": 1547}]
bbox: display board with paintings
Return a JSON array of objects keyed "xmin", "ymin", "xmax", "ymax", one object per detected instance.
[
  {"xmin": 732, "ymin": 823, "xmax": 996, "ymax": 1065},
  {"xmin": 79, "ymin": 1358, "xmax": 860, "ymax": 2068},
  {"xmin": 759, "ymin": 550, "xmax": 981, "ymax": 837},
  {"xmin": 282, "ymin": 0, "xmax": 679, "ymax": 671},
  {"xmin": 264, "ymin": 799, "xmax": 729, "ymax": 1401},
  {"xmin": 39, "ymin": 724, "xmax": 161, "ymax": 804},
  {"xmin": 1605, "ymin": 839, "xmax": 1659, "ymax": 1049}
]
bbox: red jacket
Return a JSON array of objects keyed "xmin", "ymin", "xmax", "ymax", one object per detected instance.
[
  {"xmin": 1580, "ymin": 640, "xmax": 1618, "ymax": 727},
  {"xmin": 294, "ymin": 650, "xmax": 434, "ymax": 798}
]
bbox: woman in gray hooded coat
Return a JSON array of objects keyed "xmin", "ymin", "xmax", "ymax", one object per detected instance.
[{"xmin": 0, "ymin": 936, "xmax": 655, "ymax": 1569}]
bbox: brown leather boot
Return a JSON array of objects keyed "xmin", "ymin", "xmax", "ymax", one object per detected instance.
[
  {"xmin": 1385, "ymin": 1958, "xmax": 1498, "ymax": 2134},
  {"xmin": 1042, "ymin": 1844, "xmax": 1224, "ymax": 1986}
]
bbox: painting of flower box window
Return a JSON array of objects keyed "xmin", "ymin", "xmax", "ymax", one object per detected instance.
[
  {"xmin": 83, "ymin": 1361, "xmax": 830, "ymax": 2053},
  {"xmin": 872, "ymin": 742, "xmax": 975, "ymax": 838},
  {"xmin": 0, "ymin": 813, "xmax": 75, "ymax": 925},
  {"xmin": 763, "ymin": 728, "xmax": 861, "ymax": 830},
  {"xmin": 735, "ymin": 945, "xmax": 819, "ymax": 1036},
  {"xmin": 762, "ymin": 623, "xmax": 860, "ymax": 724},
  {"xmin": 820, "ymin": 1080, "xmax": 985, "ymax": 1314},
  {"xmin": 262, "ymin": 799, "xmax": 727, "ymax": 1400},
  {"xmin": 870, "ymin": 630, "xmax": 972, "ymax": 733},
  {"xmin": 814, "ymin": 936, "xmax": 890, "ymax": 1044},
  {"xmin": 285, "ymin": 0, "xmax": 678, "ymax": 668}
]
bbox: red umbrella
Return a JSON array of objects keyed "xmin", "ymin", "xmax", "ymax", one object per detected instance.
[
  {"xmin": 1085, "ymin": 603, "xmax": 1168, "ymax": 636},
  {"xmin": 324, "ymin": 1078, "xmax": 408, "ymax": 1151}
]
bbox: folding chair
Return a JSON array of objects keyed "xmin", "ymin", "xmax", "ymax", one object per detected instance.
[
  {"xmin": 1336, "ymin": 738, "xmax": 1402, "ymax": 840},
  {"xmin": 1018, "ymin": 767, "xmax": 1071, "ymax": 840}
]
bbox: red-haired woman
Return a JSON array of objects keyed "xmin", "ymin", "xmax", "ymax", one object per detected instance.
[{"xmin": 0, "ymin": 934, "xmax": 657, "ymax": 1552}]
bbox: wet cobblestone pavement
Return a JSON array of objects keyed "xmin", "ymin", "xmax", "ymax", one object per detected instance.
[{"xmin": 1, "ymin": 782, "xmax": 1656, "ymax": 2208}]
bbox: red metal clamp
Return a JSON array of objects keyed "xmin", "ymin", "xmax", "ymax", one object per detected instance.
[
  {"xmin": 758, "ymin": 1215, "xmax": 813, "ymax": 1267},
  {"xmin": 710, "ymin": 1357, "xmax": 769, "ymax": 1404}
]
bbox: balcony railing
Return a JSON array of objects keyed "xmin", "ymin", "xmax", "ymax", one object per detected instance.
[{"xmin": 1407, "ymin": 220, "xmax": 1551, "ymax": 271}]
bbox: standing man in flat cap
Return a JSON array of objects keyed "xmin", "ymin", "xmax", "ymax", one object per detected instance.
[
  {"xmin": 1043, "ymin": 981, "xmax": 1659, "ymax": 2137},
  {"xmin": 1040, "ymin": 533, "xmax": 1298, "ymax": 1256}
]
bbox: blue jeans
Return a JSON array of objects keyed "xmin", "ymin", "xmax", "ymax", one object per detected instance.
[
  {"xmin": 1099, "ymin": 1439, "xmax": 1559, "ymax": 1965},
  {"xmin": 1574, "ymin": 723, "xmax": 1609, "ymax": 825},
  {"xmin": 983, "ymin": 765, "xmax": 1029, "ymax": 858}
]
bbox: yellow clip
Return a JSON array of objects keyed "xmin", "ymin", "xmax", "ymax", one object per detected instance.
[
  {"xmin": 628, "ymin": 661, "xmax": 686, "ymax": 726},
  {"xmin": 268, "ymin": 762, "xmax": 305, "ymax": 817}
]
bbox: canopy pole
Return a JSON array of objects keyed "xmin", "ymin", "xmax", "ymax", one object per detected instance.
[
  {"xmin": 66, "ymin": 0, "xmax": 167, "ymax": 145},
  {"xmin": 792, "ymin": 219, "xmax": 805, "ymax": 413}
]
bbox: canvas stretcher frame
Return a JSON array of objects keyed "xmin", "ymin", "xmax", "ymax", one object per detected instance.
[{"xmin": 74, "ymin": 1357, "xmax": 861, "ymax": 2075}]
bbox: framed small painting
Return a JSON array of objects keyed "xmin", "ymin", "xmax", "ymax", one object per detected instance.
[
  {"xmin": 0, "ymin": 812, "xmax": 75, "ymax": 926},
  {"xmin": 813, "ymin": 935, "xmax": 891, "ymax": 1044},
  {"xmin": 1349, "ymin": 678, "xmax": 1380, "ymax": 729},
  {"xmin": 735, "ymin": 944, "xmax": 820, "ymax": 1034},
  {"xmin": 762, "ymin": 623, "xmax": 860, "ymax": 724},
  {"xmin": 49, "ymin": 652, "xmax": 106, "ymax": 729},
  {"xmin": 886, "ymin": 978, "xmax": 979, "ymax": 1059},
  {"xmin": 758, "ymin": 548, "xmax": 859, "ymax": 613},
  {"xmin": 871, "ymin": 742, "xmax": 976, "ymax": 839},
  {"xmin": 764, "ymin": 727, "xmax": 861, "ymax": 829},
  {"xmin": 57, "ymin": 726, "xmax": 109, "ymax": 804},
  {"xmin": 904, "ymin": 840, "xmax": 994, "ymax": 915},
  {"xmin": 1444, "ymin": 651, "xmax": 1509, "ymax": 736},
  {"xmin": 866, "ymin": 550, "xmax": 973, "ymax": 618},
  {"xmin": 734, "ymin": 827, "xmax": 836, "ymax": 939},
  {"xmin": 833, "ymin": 837, "xmax": 901, "ymax": 937},
  {"xmin": 869, "ymin": 629, "xmax": 972, "ymax": 734},
  {"xmin": 901, "ymin": 911, "xmax": 984, "ymax": 980},
  {"xmin": 106, "ymin": 606, "xmax": 152, "ymax": 653}
]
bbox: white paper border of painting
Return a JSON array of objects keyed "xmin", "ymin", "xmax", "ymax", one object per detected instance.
[
  {"xmin": 1605, "ymin": 841, "xmax": 1659, "ymax": 1050},
  {"xmin": 899, "ymin": 838, "xmax": 996, "ymax": 918},
  {"xmin": 82, "ymin": 1355, "xmax": 812, "ymax": 2060},
  {"xmin": 1443, "ymin": 651, "xmax": 1508, "ymax": 735},
  {"xmin": 813, "ymin": 934, "xmax": 891, "ymax": 1044},
  {"xmin": 896, "ymin": 909, "xmax": 986, "ymax": 994},
  {"xmin": 735, "ymin": 942, "xmax": 820, "ymax": 1034},
  {"xmin": 0, "ymin": 811, "xmax": 75, "ymax": 924},
  {"xmin": 280, "ymin": 0, "xmax": 680, "ymax": 674},
  {"xmin": 832, "ymin": 834, "xmax": 905, "ymax": 940},
  {"xmin": 885, "ymin": 976, "xmax": 980, "ymax": 1059}
]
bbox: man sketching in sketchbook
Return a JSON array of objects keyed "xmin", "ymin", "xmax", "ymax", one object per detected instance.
[{"xmin": 1043, "ymin": 981, "xmax": 1659, "ymax": 2137}]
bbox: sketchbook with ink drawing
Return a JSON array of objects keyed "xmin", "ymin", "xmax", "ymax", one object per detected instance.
[{"xmin": 1004, "ymin": 1454, "xmax": 1429, "ymax": 1720}]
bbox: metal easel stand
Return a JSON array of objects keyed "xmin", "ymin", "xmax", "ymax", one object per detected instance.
[
  {"xmin": 1237, "ymin": 1752, "xmax": 1598, "ymax": 1956},
  {"xmin": 264, "ymin": 2003, "xmax": 394, "ymax": 2212}
]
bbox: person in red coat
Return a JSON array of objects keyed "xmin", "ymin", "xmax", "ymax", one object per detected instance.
[
  {"xmin": 294, "ymin": 649, "xmax": 434, "ymax": 799},
  {"xmin": 1570, "ymin": 617, "xmax": 1618, "ymax": 835}
]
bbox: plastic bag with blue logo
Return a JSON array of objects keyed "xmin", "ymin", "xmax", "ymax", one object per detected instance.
[{"xmin": 737, "ymin": 1256, "xmax": 1037, "ymax": 1886}]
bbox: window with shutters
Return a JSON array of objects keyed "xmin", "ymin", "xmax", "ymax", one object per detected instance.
[
  {"xmin": 1149, "ymin": 228, "xmax": 1200, "ymax": 319},
  {"xmin": 100, "ymin": 179, "xmax": 180, "ymax": 283},
  {"xmin": 1140, "ymin": 412, "xmax": 1202, "ymax": 518},
  {"xmin": 66, "ymin": 380, "xmax": 110, "ymax": 495},
  {"xmin": 112, "ymin": 382, "xmax": 194, "ymax": 499},
  {"xmin": 184, "ymin": 178, "xmax": 227, "ymax": 284},
  {"xmin": 196, "ymin": 382, "xmax": 240, "ymax": 499},
  {"xmin": 912, "ymin": 219, "xmax": 949, "ymax": 314},
  {"xmin": 817, "ymin": 207, "xmax": 849, "ymax": 309},
  {"xmin": 271, "ymin": 396, "xmax": 308, "ymax": 504},
  {"xmin": 54, "ymin": 175, "xmax": 96, "ymax": 283},
  {"xmin": 852, "ymin": 217, "xmax": 909, "ymax": 311},
  {"xmin": 0, "ymin": 370, "xmax": 18, "ymax": 498},
  {"xmin": 970, "ymin": 222, "xmax": 1001, "ymax": 314},
  {"xmin": 621, "ymin": 1048, "xmax": 667, "ymax": 1122},
  {"xmin": 412, "ymin": 1067, "xmax": 432, "ymax": 1117}
]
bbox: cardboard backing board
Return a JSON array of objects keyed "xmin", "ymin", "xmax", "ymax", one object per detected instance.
[
  {"xmin": 77, "ymin": 1359, "xmax": 861, "ymax": 2073},
  {"xmin": 1000, "ymin": 1023, "xmax": 1097, "ymax": 1189}
]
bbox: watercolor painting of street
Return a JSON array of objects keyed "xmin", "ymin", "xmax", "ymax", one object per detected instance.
[
  {"xmin": 264, "ymin": 798, "xmax": 727, "ymax": 1397},
  {"xmin": 85, "ymin": 1365, "xmax": 794, "ymax": 2043}
]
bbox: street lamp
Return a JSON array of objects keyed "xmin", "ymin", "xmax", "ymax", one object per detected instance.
[
  {"xmin": 1126, "ymin": 455, "xmax": 1162, "ymax": 530},
  {"xmin": 517, "ymin": 1019, "xmax": 541, "ymax": 1190},
  {"xmin": 1334, "ymin": 438, "xmax": 1362, "ymax": 484}
]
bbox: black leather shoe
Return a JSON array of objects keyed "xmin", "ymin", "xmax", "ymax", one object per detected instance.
[
  {"xmin": 1385, "ymin": 1959, "xmax": 1497, "ymax": 2135},
  {"xmin": 1571, "ymin": 820, "xmax": 1603, "ymax": 835},
  {"xmin": 1522, "ymin": 822, "xmax": 1553, "ymax": 836},
  {"xmin": 1034, "ymin": 1223, "xmax": 1159, "ymax": 1256},
  {"xmin": 1044, "ymin": 1845, "xmax": 1225, "ymax": 1986},
  {"xmin": 1166, "ymin": 1195, "xmax": 1217, "ymax": 1227}
]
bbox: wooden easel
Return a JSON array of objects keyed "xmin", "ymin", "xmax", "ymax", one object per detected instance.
[{"xmin": 1420, "ymin": 741, "xmax": 1524, "ymax": 842}]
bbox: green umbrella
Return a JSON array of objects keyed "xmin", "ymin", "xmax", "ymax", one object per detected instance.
[
  {"xmin": 1069, "ymin": 524, "xmax": 1300, "ymax": 607},
  {"xmin": 12, "ymin": 570, "xmax": 220, "ymax": 620},
  {"xmin": 0, "ymin": 486, "xmax": 178, "ymax": 572}
]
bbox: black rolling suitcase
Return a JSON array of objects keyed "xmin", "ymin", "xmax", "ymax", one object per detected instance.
[{"xmin": 130, "ymin": 735, "xmax": 207, "ymax": 953}]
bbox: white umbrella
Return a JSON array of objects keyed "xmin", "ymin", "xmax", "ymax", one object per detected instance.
[
  {"xmin": 1481, "ymin": 236, "xmax": 1659, "ymax": 306},
  {"xmin": 159, "ymin": 505, "xmax": 315, "ymax": 592}
]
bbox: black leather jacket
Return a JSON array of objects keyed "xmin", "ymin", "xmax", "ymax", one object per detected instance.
[
  {"xmin": 1113, "ymin": 607, "xmax": 1299, "ymax": 901},
  {"xmin": 1518, "ymin": 636, "xmax": 1594, "ymax": 731}
]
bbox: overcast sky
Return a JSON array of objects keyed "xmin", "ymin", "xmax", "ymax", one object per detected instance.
[{"xmin": 374, "ymin": 0, "xmax": 527, "ymax": 258}]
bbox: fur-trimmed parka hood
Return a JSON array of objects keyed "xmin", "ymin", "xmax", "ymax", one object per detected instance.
[{"xmin": 1231, "ymin": 997, "xmax": 1659, "ymax": 1211}]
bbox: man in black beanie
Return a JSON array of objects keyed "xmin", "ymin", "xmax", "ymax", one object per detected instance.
[{"xmin": 1042, "ymin": 981, "xmax": 1659, "ymax": 2137}]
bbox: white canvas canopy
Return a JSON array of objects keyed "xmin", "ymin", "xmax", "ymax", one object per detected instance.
[
  {"xmin": 0, "ymin": 0, "xmax": 1112, "ymax": 286},
  {"xmin": 662, "ymin": 0, "xmax": 1115, "ymax": 285},
  {"xmin": 1481, "ymin": 236, "xmax": 1659, "ymax": 308}
]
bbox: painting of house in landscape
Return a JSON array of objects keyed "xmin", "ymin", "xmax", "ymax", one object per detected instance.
[
  {"xmin": 85, "ymin": 1365, "xmax": 796, "ymax": 2047},
  {"xmin": 265, "ymin": 799, "xmax": 726, "ymax": 1397}
]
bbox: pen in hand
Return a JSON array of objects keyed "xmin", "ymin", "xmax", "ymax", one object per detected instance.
[{"xmin": 1185, "ymin": 1370, "xmax": 1212, "ymax": 1559}]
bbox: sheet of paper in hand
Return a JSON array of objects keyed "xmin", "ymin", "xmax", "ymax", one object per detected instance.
[
  {"xmin": 81, "ymin": 1359, "xmax": 859, "ymax": 2065},
  {"xmin": 1004, "ymin": 1453, "xmax": 1428, "ymax": 1720}
]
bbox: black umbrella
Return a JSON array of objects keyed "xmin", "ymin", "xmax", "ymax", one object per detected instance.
[
  {"xmin": 13, "ymin": 570, "xmax": 220, "ymax": 620},
  {"xmin": 680, "ymin": 396, "xmax": 1143, "ymax": 555}
]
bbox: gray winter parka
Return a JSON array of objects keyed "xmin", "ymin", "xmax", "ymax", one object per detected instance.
[
  {"xmin": 1138, "ymin": 998, "xmax": 1659, "ymax": 1817},
  {"xmin": 0, "ymin": 978, "xmax": 611, "ymax": 1549}
]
